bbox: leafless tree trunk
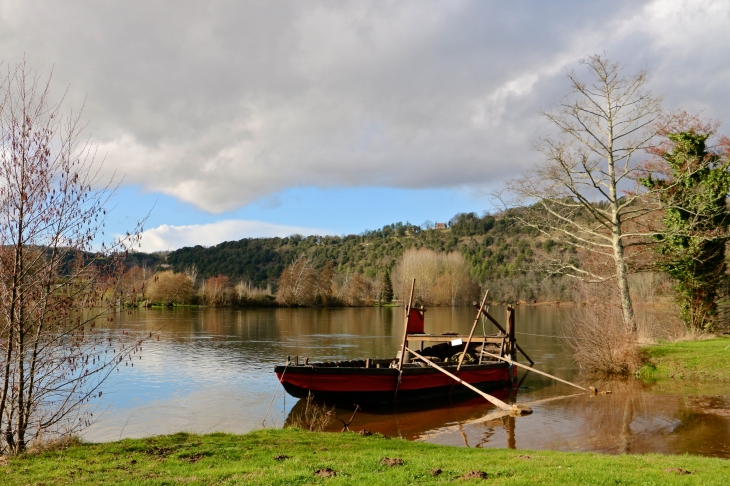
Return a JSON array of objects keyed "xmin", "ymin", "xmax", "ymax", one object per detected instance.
[
  {"xmin": 0, "ymin": 61, "xmax": 144, "ymax": 453},
  {"xmin": 503, "ymin": 55, "xmax": 668, "ymax": 333},
  {"xmin": 184, "ymin": 265, "xmax": 198, "ymax": 287}
]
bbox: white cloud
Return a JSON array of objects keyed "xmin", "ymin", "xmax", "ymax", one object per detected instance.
[
  {"xmin": 0, "ymin": 1, "xmax": 727, "ymax": 212},
  {"xmin": 137, "ymin": 220, "xmax": 331, "ymax": 252}
]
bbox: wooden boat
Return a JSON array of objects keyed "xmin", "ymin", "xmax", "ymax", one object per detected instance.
[
  {"xmin": 274, "ymin": 283, "xmax": 531, "ymax": 406},
  {"xmin": 275, "ymin": 352, "xmax": 516, "ymax": 405}
]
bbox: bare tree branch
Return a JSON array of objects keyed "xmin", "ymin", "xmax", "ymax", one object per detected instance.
[{"xmin": 0, "ymin": 60, "xmax": 147, "ymax": 453}]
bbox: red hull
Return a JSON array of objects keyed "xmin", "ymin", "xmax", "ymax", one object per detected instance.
[{"xmin": 275, "ymin": 363, "xmax": 515, "ymax": 405}]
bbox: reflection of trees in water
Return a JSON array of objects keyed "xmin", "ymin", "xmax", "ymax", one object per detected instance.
[
  {"xmin": 669, "ymin": 395, "xmax": 730, "ymax": 456},
  {"xmin": 104, "ymin": 306, "xmax": 526, "ymax": 363},
  {"xmin": 450, "ymin": 379, "xmax": 730, "ymax": 456},
  {"xmin": 569, "ymin": 379, "xmax": 647, "ymax": 454},
  {"xmin": 573, "ymin": 379, "xmax": 730, "ymax": 456},
  {"xmin": 470, "ymin": 415, "xmax": 515, "ymax": 449}
]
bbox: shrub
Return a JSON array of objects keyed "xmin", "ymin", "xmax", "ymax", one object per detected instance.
[
  {"xmin": 565, "ymin": 283, "xmax": 642, "ymax": 375},
  {"xmin": 285, "ymin": 393, "xmax": 334, "ymax": 432},
  {"xmin": 147, "ymin": 271, "xmax": 195, "ymax": 305}
]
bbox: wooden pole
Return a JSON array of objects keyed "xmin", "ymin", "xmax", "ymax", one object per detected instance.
[
  {"xmin": 398, "ymin": 279, "xmax": 416, "ymax": 372},
  {"xmin": 506, "ymin": 305, "xmax": 516, "ymax": 360},
  {"xmin": 393, "ymin": 279, "xmax": 416, "ymax": 404},
  {"xmin": 406, "ymin": 347, "xmax": 517, "ymax": 412},
  {"xmin": 479, "ymin": 350, "xmax": 588, "ymax": 392},
  {"xmin": 473, "ymin": 305, "xmax": 534, "ymax": 365},
  {"xmin": 457, "ymin": 290, "xmax": 489, "ymax": 372}
]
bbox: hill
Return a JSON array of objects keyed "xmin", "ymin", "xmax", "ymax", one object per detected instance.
[{"xmin": 129, "ymin": 211, "xmax": 579, "ymax": 302}]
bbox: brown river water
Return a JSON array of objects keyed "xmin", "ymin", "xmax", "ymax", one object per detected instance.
[{"xmin": 86, "ymin": 306, "xmax": 730, "ymax": 457}]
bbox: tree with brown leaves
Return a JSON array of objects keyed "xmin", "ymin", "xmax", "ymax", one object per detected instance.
[
  {"xmin": 0, "ymin": 61, "xmax": 144, "ymax": 453},
  {"xmin": 147, "ymin": 271, "xmax": 194, "ymax": 306}
]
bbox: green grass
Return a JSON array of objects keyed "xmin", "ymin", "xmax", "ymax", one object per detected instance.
[
  {"xmin": 3, "ymin": 429, "xmax": 729, "ymax": 485},
  {"xmin": 641, "ymin": 336, "xmax": 730, "ymax": 382}
]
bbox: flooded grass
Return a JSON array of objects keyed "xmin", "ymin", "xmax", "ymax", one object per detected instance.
[
  {"xmin": 641, "ymin": 336, "xmax": 730, "ymax": 382},
  {"xmin": 3, "ymin": 429, "xmax": 729, "ymax": 485}
]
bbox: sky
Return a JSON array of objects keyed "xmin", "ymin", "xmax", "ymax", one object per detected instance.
[{"xmin": 1, "ymin": 0, "xmax": 728, "ymax": 252}]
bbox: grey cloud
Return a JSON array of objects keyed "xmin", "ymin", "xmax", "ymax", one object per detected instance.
[{"xmin": 0, "ymin": 0, "xmax": 725, "ymax": 212}]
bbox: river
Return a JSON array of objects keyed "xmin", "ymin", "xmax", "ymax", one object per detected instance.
[{"xmin": 85, "ymin": 306, "xmax": 730, "ymax": 457}]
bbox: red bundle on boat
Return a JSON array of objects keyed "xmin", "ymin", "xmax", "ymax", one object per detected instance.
[{"xmin": 406, "ymin": 308, "xmax": 425, "ymax": 334}]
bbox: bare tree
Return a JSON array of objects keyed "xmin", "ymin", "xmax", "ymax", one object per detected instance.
[
  {"xmin": 116, "ymin": 266, "xmax": 148, "ymax": 305},
  {"xmin": 201, "ymin": 274, "xmax": 231, "ymax": 306},
  {"xmin": 184, "ymin": 265, "xmax": 198, "ymax": 287},
  {"xmin": 503, "ymin": 55, "xmax": 670, "ymax": 333},
  {"xmin": 336, "ymin": 273, "xmax": 372, "ymax": 306},
  {"xmin": 0, "ymin": 61, "xmax": 143, "ymax": 453},
  {"xmin": 392, "ymin": 248, "xmax": 440, "ymax": 304},
  {"xmin": 437, "ymin": 252, "xmax": 475, "ymax": 306}
]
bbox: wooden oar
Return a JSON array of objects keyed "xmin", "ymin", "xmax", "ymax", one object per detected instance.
[
  {"xmin": 406, "ymin": 347, "xmax": 530, "ymax": 414},
  {"xmin": 418, "ymin": 391, "xmax": 584, "ymax": 441},
  {"xmin": 479, "ymin": 350, "xmax": 588, "ymax": 392},
  {"xmin": 465, "ymin": 392, "xmax": 584, "ymax": 427}
]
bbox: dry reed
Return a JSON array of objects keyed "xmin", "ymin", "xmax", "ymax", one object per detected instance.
[
  {"xmin": 565, "ymin": 303, "xmax": 642, "ymax": 375},
  {"xmin": 27, "ymin": 434, "xmax": 83, "ymax": 455},
  {"xmin": 285, "ymin": 393, "xmax": 335, "ymax": 432},
  {"xmin": 564, "ymin": 281, "xmax": 648, "ymax": 375}
]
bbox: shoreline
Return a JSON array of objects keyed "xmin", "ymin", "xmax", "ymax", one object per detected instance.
[
  {"xmin": 3, "ymin": 429, "xmax": 728, "ymax": 484},
  {"xmin": 640, "ymin": 336, "xmax": 730, "ymax": 383},
  {"xmin": 139, "ymin": 299, "xmax": 674, "ymax": 309}
]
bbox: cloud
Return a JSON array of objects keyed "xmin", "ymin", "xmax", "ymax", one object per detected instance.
[
  {"xmin": 137, "ymin": 220, "xmax": 331, "ymax": 252},
  {"xmin": 0, "ymin": 1, "xmax": 727, "ymax": 212}
]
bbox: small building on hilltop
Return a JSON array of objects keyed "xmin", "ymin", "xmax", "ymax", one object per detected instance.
[{"xmin": 434, "ymin": 222, "xmax": 447, "ymax": 230}]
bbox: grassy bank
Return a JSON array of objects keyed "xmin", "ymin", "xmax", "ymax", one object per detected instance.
[
  {"xmin": 3, "ymin": 429, "xmax": 729, "ymax": 485},
  {"xmin": 641, "ymin": 335, "xmax": 730, "ymax": 382}
]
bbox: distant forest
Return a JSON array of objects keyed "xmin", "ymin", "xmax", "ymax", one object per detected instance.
[{"xmin": 127, "ymin": 211, "xmax": 586, "ymax": 303}]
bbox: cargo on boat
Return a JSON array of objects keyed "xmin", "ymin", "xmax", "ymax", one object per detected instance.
[{"xmin": 274, "ymin": 281, "xmax": 532, "ymax": 406}]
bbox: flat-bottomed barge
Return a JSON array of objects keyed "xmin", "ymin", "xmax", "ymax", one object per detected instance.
[{"xmin": 275, "ymin": 282, "xmax": 531, "ymax": 406}]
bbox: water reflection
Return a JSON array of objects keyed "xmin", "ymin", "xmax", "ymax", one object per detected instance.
[{"xmin": 83, "ymin": 306, "xmax": 730, "ymax": 458}]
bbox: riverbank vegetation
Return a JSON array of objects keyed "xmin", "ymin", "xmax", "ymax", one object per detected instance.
[
  {"xmin": 640, "ymin": 336, "xmax": 730, "ymax": 383},
  {"xmin": 2, "ymin": 429, "xmax": 728, "ymax": 485},
  {"xmin": 126, "ymin": 209, "xmax": 589, "ymax": 306},
  {"xmin": 120, "ymin": 211, "xmax": 677, "ymax": 309},
  {"xmin": 639, "ymin": 123, "xmax": 730, "ymax": 331}
]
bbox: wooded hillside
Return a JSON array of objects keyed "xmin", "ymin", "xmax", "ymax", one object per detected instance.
[{"xmin": 131, "ymin": 211, "xmax": 583, "ymax": 302}]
